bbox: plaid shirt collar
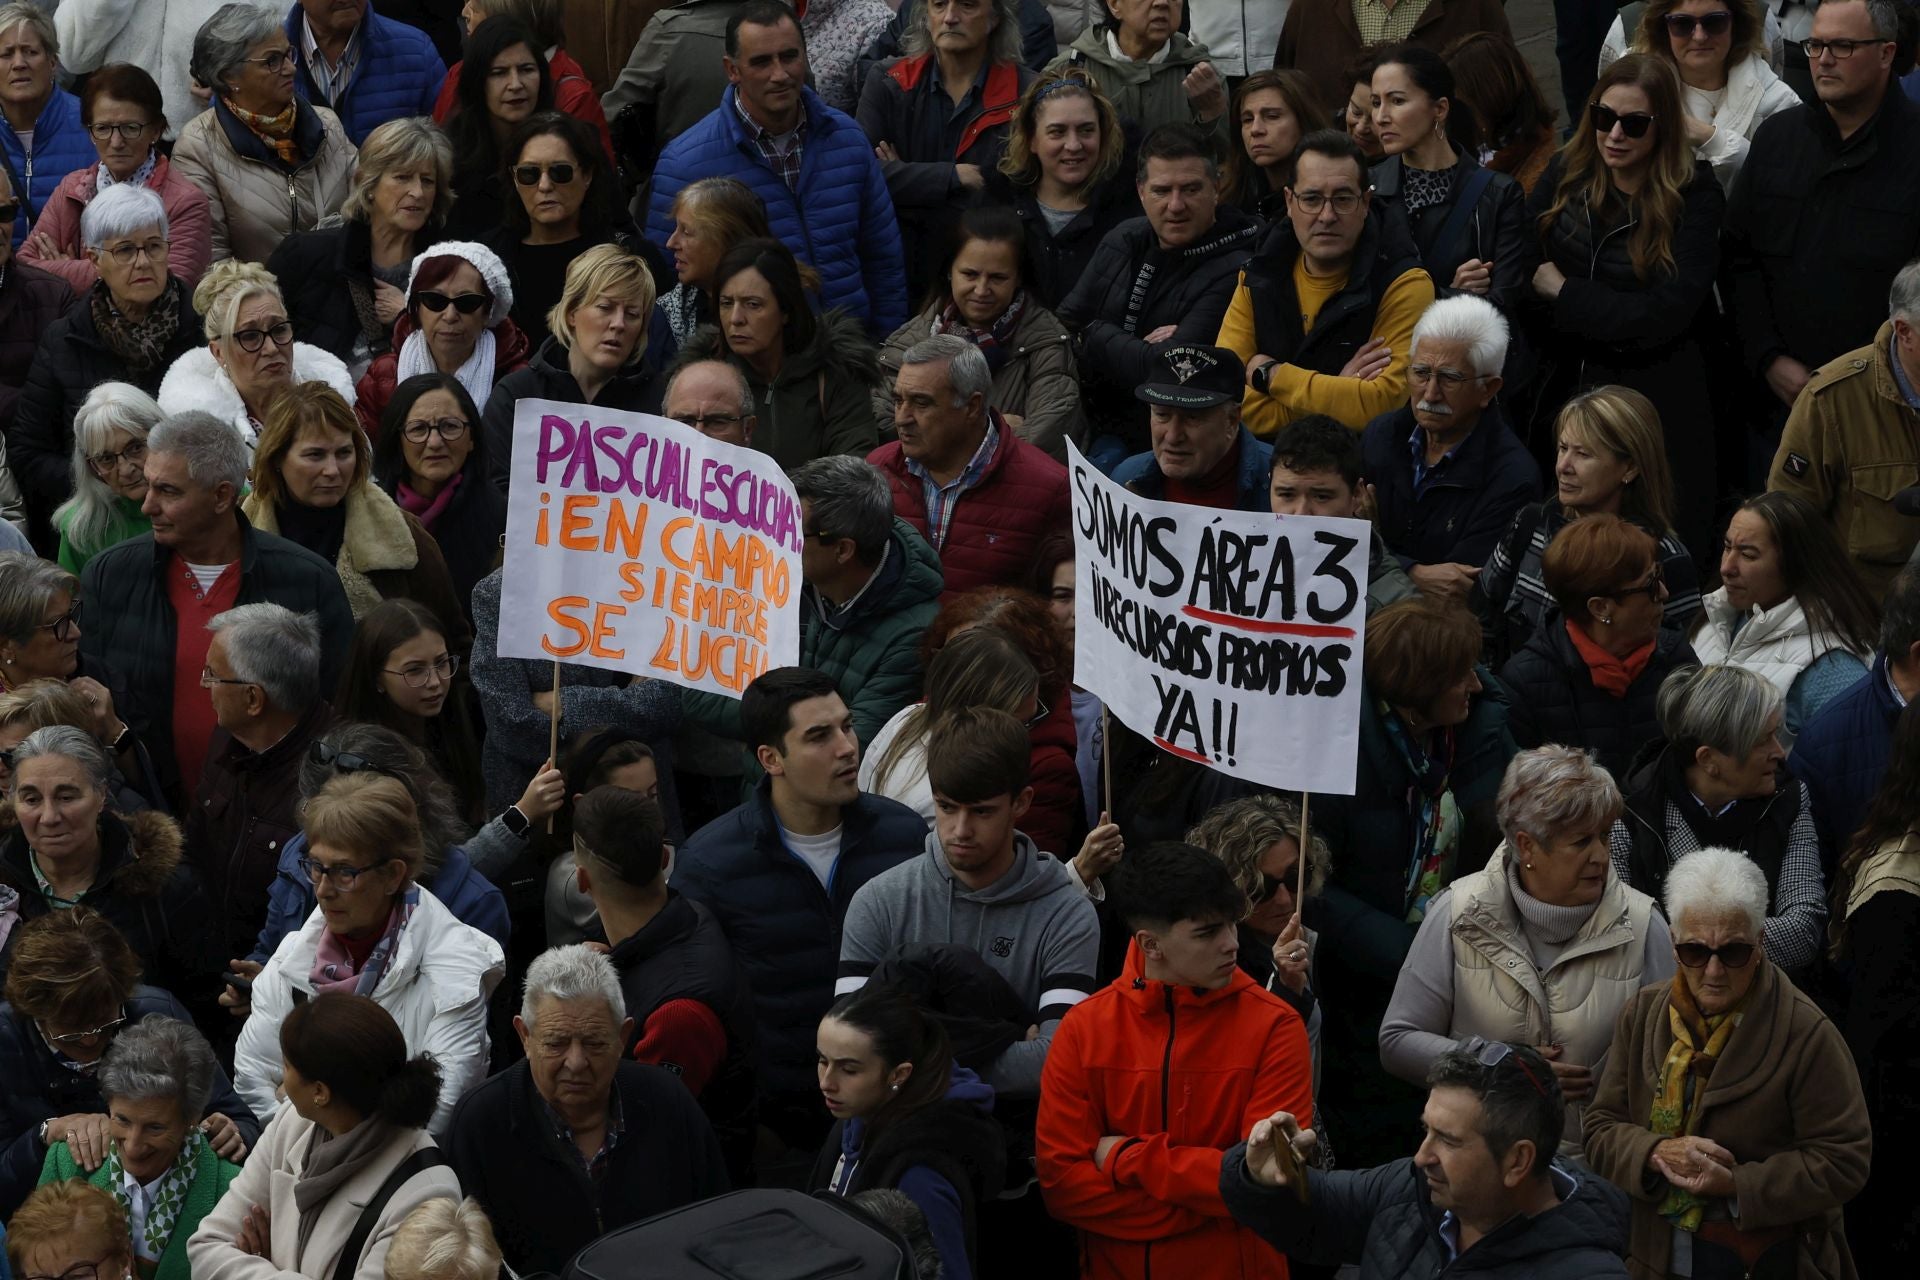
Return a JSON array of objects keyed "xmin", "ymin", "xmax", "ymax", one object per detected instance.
[
  {"xmin": 905, "ymin": 417, "xmax": 1000, "ymax": 549},
  {"xmin": 541, "ymin": 1085, "xmax": 625, "ymax": 1182},
  {"xmin": 733, "ymin": 91, "xmax": 808, "ymax": 191}
]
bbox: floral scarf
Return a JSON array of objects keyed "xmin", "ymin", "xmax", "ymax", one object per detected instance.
[
  {"xmin": 91, "ymin": 277, "xmax": 183, "ymax": 376},
  {"xmin": 1651, "ymin": 973, "xmax": 1748, "ymax": 1231},
  {"xmin": 929, "ymin": 289, "xmax": 1028, "ymax": 375},
  {"xmin": 222, "ymin": 98, "xmax": 301, "ymax": 166},
  {"xmin": 107, "ymin": 1127, "xmax": 205, "ymax": 1262},
  {"xmin": 1380, "ymin": 703, "xmax": 1460, "ymax": 924},
  {"xmin": 308, "ymin": 884, "xmax": 420, "ymax": 996}
]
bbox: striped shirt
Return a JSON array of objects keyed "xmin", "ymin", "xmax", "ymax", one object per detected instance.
[
  {"xmin": 1353, "ymin": 0, "xmax": 1435, "ymax": 44},
  {"xmin": 300, "ymin": 17, "xmax": 363, "ymax": 108},
  {"xmin": 906, "ymin": 419, "xmax": 1000, "ymax": 551}
]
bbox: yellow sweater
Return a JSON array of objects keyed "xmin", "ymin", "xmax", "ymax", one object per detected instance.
[{"xmin": 1216, "ymin": 259, "xmax": 1435, "ymax": 437}]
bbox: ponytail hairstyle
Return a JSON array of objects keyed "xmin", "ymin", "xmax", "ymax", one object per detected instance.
[
  {"xmin": 279, "ymin": 992, "xmax": 442, "ymax": 1129},
  {"xmin": 822, "ymin": 985, "xmax": 952, "ymax": 1151},
  {"xmin": 1372, "ymin": 43, "xmax": 1479, "ymax": 152}
]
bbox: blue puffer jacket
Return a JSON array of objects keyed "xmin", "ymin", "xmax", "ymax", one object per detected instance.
[
  {"xmin": 1786, "ymin": 652, "xmax": 1891, "ymax": 872},
  {"xmin": 247, "ymin": 831, "xmax": 511, "ymax": 963},
  {"xmin": 645, "ymin": 86, "xmax": 908, "ymax": 336},
  {"xmin": 284, "ymin": 1, "xmax": 444, "ymax": 145},
  {"xmin": 1, "ymin": 88, "xmax": 92, "ymax": 247}
]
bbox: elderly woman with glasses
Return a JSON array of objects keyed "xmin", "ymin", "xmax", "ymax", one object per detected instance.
[
  {"xmin": 157, "ymin": 260, "xmax": 355, "ymax": 450},
  {"xmin": 169, "ymin": 2, "xmax": 357, "ymax": 265},
  {"xmin": 1380, "ymin": 746, "xmax": 1674, "ymax": 1161},
  {"xmin": 34, "ymin": 1017, "xmax": 241, "ymax": 1280},
  {"xmin": 234, "ymin": 773, "xmax": 504, "ymax": 1133},
  {"xmin": 0, "ymin": 910, "xmax": 257, "ymax": 1219},
  {"xmin": 1585, "ymin": 846, "xmax": 1870, "ymax": 1278},
  {"xmin": 371, "ymin": 376, "xmax": 502, "ymax": 620},
  {"xmin": 53, "ymin": 384, "xmax": 160, "ymax": 576}
]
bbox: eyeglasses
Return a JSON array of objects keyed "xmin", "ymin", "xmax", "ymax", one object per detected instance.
[
  {"xmin": 297, "ymin": 854, "xmax": 394, "ymax": 889},
  {"xmin": 40, "ymin": 1013, "xmax": 126, "ymax": 1047},
  {"xmin": 88, "ymin": 121, "xmax": 152, "ymax": 142},
  {"xmin": 242, "ymin": 49, "xmax": 294, "ymax": 73},
  {"xmin": 414, "ymin": 291, "xmax": 490, "ymax": 315},
  {"xmin": 1287, "ymin": 188, "xmax": 1365, "ymax": 215},
  {"xmin": 671, "ymin": 412, "xmax": 746, "ymax": 434},
  {"xmin": 229, "ymin": 321, "xmax": 294, "ymax": 353},
  {"xmin": 1408, "ymin": 364, "xmax": 1485, "ymax": 388},
  {"xmin": 87, "ymin": 439, "xmax": 148, "ymax": 476},
  {"xmin": 1024, "ymin": 695, "xmax": 1050, "ymax": 729},
  {"xmin": 1591, "ymin": 103, "xmax": 1657, "ymax": 138},
  {"xmin": 1802, "ymin": 37, "xmax": 1891, "ymax": 59},
  {"xmin": 401, "ymin": 417, "xmax": 470, "ymax": 444},
  {"xmin": 308, "ymin": 739, "xmax": 400, "ymax": 778},
  {"xmin": 35, "ymin": 601, "xmax": 82, "ymax": 642},
  {"xmin": 0, "ymin": 201, "xmax": 18, "ymax": 223},
  {"xmin": 24, "ymin": 1259, "xmax": 114, "ymax": 1280},
  {"xmin": 199, "ymin": 664, "xmax": 256, "ymax": 689},
  {"xmin": 513, "ymin": 162, "xmax": 577, "ymax": 186},
  {"xmin": 1674, "ymin": 940, "xmax": 1758, "ymax": 969},
  {"xmin": 1625, "ymin": 563, "xmax": 1665, "ymax": 601},
  {"xmin": 1663, "ymin": 10, "xmax": 1732, "ymax": 37},
  {"xmin": 384, "ymin": 653, "xmax": 459, "ymax": 688},
  {"xmin": 100, "ymin": 239, "xmax": 168, "ymax": 266},
  {"xmin": 1477, "ymin": 1040, "xmax": 1552, "ymax": 1100}
]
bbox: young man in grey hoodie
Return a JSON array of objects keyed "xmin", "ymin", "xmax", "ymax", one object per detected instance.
[{"xmin": 835, "ymin": 706, "xmax": 1101, "ymax": 1099}]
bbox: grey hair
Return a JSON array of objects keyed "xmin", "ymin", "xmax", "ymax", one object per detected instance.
[
  {"xmin": 1410, "ymin": 294, "xmax": 1510, "ymax": 377},
  {"xmin": 207, "ymin": 604, "xmax": 323, "ymax": 711},
  {"xmin": 192, "ymin": 3, "xmax": 286, "ymax": 98},
  {"xmin": 901, "ymin": 333, "xmax": 992, "ymax": 408},
  {"xmin": 1817, "ymin": 0, "xmax": 1901, "ymax": 41},
  {"xmin": 10, "ymin": 725, "xmax": 114, "ymax": 794},
  {"xmin": 1664, "ymin": 846, "xmax": 1769, "ymax": 936},
  {"xmin": 340, "ymin": 117, "xmax": 455, "ymax": 227},
  {"xmin": 903, "ymin": 0, "xmax": 1024, "ymax": 63},
  {"xmin": 1893, "ymin": 258, "xmax": 1920, "ymax": 326},
  {"xmin": 148, "ymin": 411, "xmax": 250, "ymax": 493},
  {"xmin": 80, "ymin": 184, "xmax": 170, "ymax": 252},
  {"xmin": 97, "ymin": 1015, "xmax": 220, "ymax": 1125},
  {"xmin": 663, "ymin": 358, "xmax": 754, "ymax": 418},
  {"xmin": 520, "ymin": 944, "xmax": 625, "ymax": 1029},
  {"xmin": 56, "ymin": 383, "xmax": 164, "ymax": 559},
  {"xmin": 0, "ymin": 552, "xmax": 78, "ymax": 645},
  {"xmin": 1883, "ymin": 565, "xmax": 1920, "ymax": 659},
  {"xmin": 1656, "ymin": 664, "xmax": 1782, "ymax": 760},
  {"xmin": 0, "ymin": 3, "xmax": 58, "ymax": 61},
  {"xmin": 789, "ymin": 456, "xmax": 893, "ymax": 566},
  {"xmin": 1495, "ymin": 745, "xmax": 1624, "ymax": 848}
]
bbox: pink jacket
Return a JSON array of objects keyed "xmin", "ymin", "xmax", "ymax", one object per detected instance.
[{"xmin": 18, "ymin": 154, "xmax": 213, "ymax": 292}]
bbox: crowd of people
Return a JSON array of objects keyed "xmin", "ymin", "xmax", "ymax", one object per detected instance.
[{"xmin": 0, "ymin": 0, "xmax": 1916, "ymax": 1277}]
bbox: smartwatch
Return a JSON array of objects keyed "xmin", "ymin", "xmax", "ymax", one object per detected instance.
[
  {"xmin": 501, "ymin": 804, "xmax": 532, "ymax": 839},
  {"xmin": 109, "ymin": 724, "xmax": 134, "ymax": 755},
  {"xmin": 1251, "ymin": 360, "xmax": 1276, "ymax": 395}
]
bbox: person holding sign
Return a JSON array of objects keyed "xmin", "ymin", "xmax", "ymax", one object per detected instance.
[{"xmin": 1112, "ymin": 342, "xmax": 1273, "ymax": 511}]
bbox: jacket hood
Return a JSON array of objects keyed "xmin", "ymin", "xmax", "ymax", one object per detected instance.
[
  {"xmin": 809, "ymin": 518, "xmax": 943, "ymax": 632},
  {"xmin": 158, "ymin": 342, "xmax": 357, "ymax": 438},
  {"xmin": 837, "ymin": 1062, "xmax": 1000, "ymax": 1175},
  {"xmin": 1113, "ymin": 936, "xmax": 1262, "ymax": 1010},
  {"xmin": 1463, "ymin": 1163, "xmax": 1632, "ymax": 1267},
  {"xmin": 0, "ymin": 805, "xmax": 185, "ymax": 900},
  {"xmin": 924, "ymin": 829, "xmax": 1076, "ymax": 906},
  {"xmin": 1182, "ymin": 202, "xmax": 1265, "ymax": 261}
]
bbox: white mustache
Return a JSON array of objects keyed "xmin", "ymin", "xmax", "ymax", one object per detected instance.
[{"xmin": 1416, "ymin": 400, "xmax": 1452, "ymax": 417}]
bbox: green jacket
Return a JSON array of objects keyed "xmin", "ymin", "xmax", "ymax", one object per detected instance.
[
  {"xmin": 681, "ymin": 310, "xmax": 884, "ymax": 474},
  {"xmin": 56, "ymin": 495, "xmax": 151, "ymax": 575},
  {"xmin": 1045, "ymin": 27, "xmax": 1228, "ymax": 141},
  {"xmin": 40, "ymin": 1137, "xmax": 242, "ymax": 1280}
]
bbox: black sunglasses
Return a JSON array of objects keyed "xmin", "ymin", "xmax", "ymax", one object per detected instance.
[
  {"xmin": 414, "ymin": 291, "xmax": 490, "ymax": 315},
  {"xmin": 0, "ymin": 200, "xmax": 20, "ymax": 223},
  {"xmin": 308, "ymin": 739, "xmax": 399, "ymax": 778},
  {"xmin": 1591, "ymin": 103, "xmax": 1657, "ymax": 139},
  {"xmin": 1674, "ymin": 940, "xmax": 1758, "ymax": 969},
  {"xmin": 513, "ymin": 162, "xmax": 577, "ymax": 186},
  {"xmin": 1663, "ymin": 11, "xmax": 1732, "ymax": 38},
  {"xmin": 1477, "ymin": 1041, "xmax": 1552, "ymax": 1100}
]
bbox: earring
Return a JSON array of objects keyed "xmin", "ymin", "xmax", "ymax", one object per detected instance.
[
  {"xmin": 1525, "ymin": 861, "xmax": 1534, "ymax": 870},
  {"xmin": 889, "ymin": 1084, "xmax": 900, "ymax": 1093},
  {"xmin": 1599, "ymin": 616, "xmax": 1613, "ymax": 625}
]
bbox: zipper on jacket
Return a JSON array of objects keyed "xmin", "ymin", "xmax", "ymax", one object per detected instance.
[{"xmin": 288, "ymin": 173, "xmax": 299, "ymax": 230}]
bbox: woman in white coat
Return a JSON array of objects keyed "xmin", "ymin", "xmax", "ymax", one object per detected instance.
[
  {"xmin": 51, "ymin": 1, "xmax": 227, "ymax": 137},
  {"xmin": 233, "ymin": 772, "xmax": 503, "ymax": 1135},
  {"xmin": 188, "ymin": 992, "xmax": 461, "ymax": 1280}
]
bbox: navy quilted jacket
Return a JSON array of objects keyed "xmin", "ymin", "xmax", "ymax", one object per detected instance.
[
  {"xmin": 284, "ymin": 2, "xmax": 444, "ymax": 145},
  {"xmin": 0, "ymin": 88, "xmax": 93, "ymax": 247},
  {"xmin": 1786, "ymin": 652, "xmax": 1892, "ymax": 873},
  {"xmin": 645, "ymin": 86, "xmax": 908, "ymax": 336}
]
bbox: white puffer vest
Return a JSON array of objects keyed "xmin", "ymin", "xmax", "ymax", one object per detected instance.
[{"xmin": 1690, "ymin": 587, "xmax": 1866, "ymax": 702}]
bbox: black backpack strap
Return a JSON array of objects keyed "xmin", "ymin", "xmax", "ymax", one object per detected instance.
[
  {"xmin": 1433, "ymin": 166, "xmax": 1496, "ymax": 276},
  {"xmin": 330, "ymin": 1147, "xmax": 450, "ymax": 1280}
]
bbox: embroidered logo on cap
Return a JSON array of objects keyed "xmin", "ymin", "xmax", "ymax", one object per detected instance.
[{"xmin": 1163, "ymin": 346, "xmax": 1220, "ymax": 384}]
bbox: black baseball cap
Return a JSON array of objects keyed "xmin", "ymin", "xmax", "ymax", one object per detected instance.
[{"xmin": 1134, "ymin": 344, "xmax": 1247, "ymax": 409}]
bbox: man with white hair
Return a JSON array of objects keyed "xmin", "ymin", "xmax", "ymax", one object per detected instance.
[
  {"xmin": 443, "ymin": 944, "xmax": 728, "ymax": 1276},
  {"xmin": 1360, "ymin": 295, "xmax": 1540, "ymax": 601}
]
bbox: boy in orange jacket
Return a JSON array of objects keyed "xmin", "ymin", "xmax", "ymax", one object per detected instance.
[{"xmin": 1037, "ymin": 840, "xmax": 1315, "ymax": 1279}]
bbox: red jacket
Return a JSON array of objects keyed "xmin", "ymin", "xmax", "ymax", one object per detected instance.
[
  {"xmin": 1038, "ymin": 942, "xmax": 1312, "ymax": 1280},
  {"xmin": 354, "ymin": 313, "xmax": 533, "ymax": 440},
  {"xmin": 433, "ymin": 47, "xmax": 615, "ymax": 160},
  {"xmin": 869, "ymin": 413, "xmax": 1071, "ymax": 602}
]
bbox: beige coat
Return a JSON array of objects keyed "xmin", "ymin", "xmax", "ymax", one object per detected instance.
[
  {"xmin": 171, "ymin": 103, "xmax": 357, "ymax": 265},
  {"xmin": 1584, "ymin": 962, "xmax": 1872, "ymax": 1279},
  {"xmin": 186, "ymin": 1109, "xmax": 460, "ymax": 1280},
  {"xmin": 873, "ymin": 302, "xmax": 1082, "ymax": 459}
]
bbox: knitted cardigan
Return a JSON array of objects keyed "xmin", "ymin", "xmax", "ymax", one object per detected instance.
[{"xmin": 40, "ymin": 1137, "xmax": 242, "ymax": 1280}]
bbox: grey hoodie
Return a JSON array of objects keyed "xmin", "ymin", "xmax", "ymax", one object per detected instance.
[{"xmin": 837, "ymin": 830, "xmax": 1100, "ymax": 1098}]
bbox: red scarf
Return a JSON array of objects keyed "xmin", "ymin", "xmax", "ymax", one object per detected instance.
[{"xmin": 1565, "ymin": 619, "xmax": 1654, "ymax": 697}]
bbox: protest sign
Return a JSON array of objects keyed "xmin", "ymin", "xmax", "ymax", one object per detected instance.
[
  {"xmin": 1069, "ymin": 443, "xmax": 1368, "ymax": 796},
  {"xmin": 496, "ymin": 398, "xmax": 803, "ymax": 697}
]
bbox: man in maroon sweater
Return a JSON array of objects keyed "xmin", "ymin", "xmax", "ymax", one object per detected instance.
[{"xmin": 1112, "ymin": 344, "xmax": 1276, "ymax": 511}]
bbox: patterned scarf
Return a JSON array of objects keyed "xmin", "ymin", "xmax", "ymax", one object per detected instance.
[
  {"xmin": 308, "ymin": 884, "xmax": 421, "ymax": 996},
  {"xmin": 107, "ymin": 1127, "xmax": 205, "ymax": 1262},
  {"xmin": 1650, "ymin": 973, "xmax": 1747, "ymax": 1231},
  {"xmin": 1380, "ymin": 703, "xmax": 1461, "ymax": 923},
  {"xmin": 97, "ymin": 150, "xmax": 158, "ymax": 193},
  {"xmin": 929, "ymin": 289, "xmax": 1028, "ymax": 375},
  {"xmin": 91, "ymin": 277, "xmax": 183, "ymax": 376},
  {"xmin": 222, "ymin": 98, "xmax": 301, "ymax": 166}
]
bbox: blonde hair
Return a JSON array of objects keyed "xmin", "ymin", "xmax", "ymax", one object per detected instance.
[
  {"xmin": 1186, "ymin": 794, "xmax": 1331, "ymax": 907},
  {"xmin": 1554, "ymin": 384, "xmax": 1677, "ymax": 535},
  {"xmin": 5, "ymin": 1182, "xmax": 128, "ymax": 1277},
  {"xmin": 0, "ymin": 678, "xmax": 96, "ymax": 736},
  {"xmin": 249, "ymin": 381, "xmax": 372, "ymax": 508},
  {"xmin": 196, "ymin": 258, "xmax": 285, "ymax": 343},
  {"xmin": 384, "ymin": 1198, "xmax": 503, "ymax": 1280},
  {"xmin": 302, "ymin": 772, "xmax": 427, "ymax": 882},
  {"xmin": 548, "ymin": 243, "xmax": 656, "ymax": 358},
  {"xmin": 998, "ymin": 67, "xmax": 1124, "ymax": 188},
  {"xmin": 342, "ymin": 117, "xmax": 455, "ymax": 227}
]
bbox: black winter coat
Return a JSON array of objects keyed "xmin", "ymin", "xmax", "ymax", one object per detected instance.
[
  {"xmin": 482, "ymin": 336, "xmax": 666, "ymax": 494},
  {"xmin": 981, "ymin": 155, "xmax": 1143, "ymax": 311},
  {"xmin": 1056, "ymin": 205, "xmax": 1264, "ymax": 453},
  {"xmin": 376, "ymin": 448, "xmax": 504, "ymax": 622},
  {"xmin": 1361, "ymin": 401, "xmax": 1541, "ymax": 570},
  {"xmin": 1371, "ymin": 145, "xmax": 1531, "ymax": 317},
  {"xmin": 0, "ymin": 985, "xmax": 261, "ymax": 1219},
  {"xmin": 10, "ymin": 283, "xmax": 199, "ymax": 514},
  {"xmin": 269, "ymin": 218, "xmax": 427, "ymax": 367},
  {"xmin": 443, "ymin": 1059, "xmax": 729, "ymax": 1276},
  {"xmin": 1499, "ymin": 622, "xmax": 1697, "ymax": 780},
  {"xmin": 0, "ymin": 262, "xmax": 73, "ymax": 426}
]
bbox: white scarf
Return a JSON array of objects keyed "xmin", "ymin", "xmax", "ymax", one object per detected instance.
[
  {"xmin": 396, "ymin": 327, "xmax": 496, "ymax": 408},
  {"xmin": 97, "ymin": 150, "xmax": 159, "ymax": 193}
]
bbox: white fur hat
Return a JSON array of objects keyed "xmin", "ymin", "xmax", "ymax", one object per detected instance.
[{"xmin": 406, "ymin": 240, "xmax": 515, "ymax": 327}]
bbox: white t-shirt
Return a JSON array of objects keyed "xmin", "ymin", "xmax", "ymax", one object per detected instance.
[
  {"xmin": 778, "ymin": 821, "xmax": 843, "ymax": 891},
  {"xmin": 185, "ymin": 561, "xmax": 233, "ymax": 593}
]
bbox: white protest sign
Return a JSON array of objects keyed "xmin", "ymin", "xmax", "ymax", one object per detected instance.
[
  {"xmin": 496, "ymin": 397, "xmax": 803, "ymax": 697},
  {"xmin": 1069, "ymin": 442, "xmax": 1368, "ymax": 795}
]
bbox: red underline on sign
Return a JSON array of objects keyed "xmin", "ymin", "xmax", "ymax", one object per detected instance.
[
  {"xmin": 1154, "ymin": 738, "xmax": 1212, "ymax": 764},
  {"xmin": 1179, "ymin": 605, "xmax": 1357, "ymax": 638}
]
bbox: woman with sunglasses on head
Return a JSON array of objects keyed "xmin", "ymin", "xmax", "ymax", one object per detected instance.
[
  {"xmin": 442, "ymin": 20, "xmax": 553, "ymax": 240},
  {"xmin": 482, "ymin": 112, "xmax": 620, "ymax": 352},
  {"xmin": 371, "ymin": 375, "xmax": 504, "ymax": 620},
  {"xmin": 0, "ymin": 910, "xmax": 258, "ymax": 1219},
  {"xmin": 1610, "ymin": 664, "xmax": 1827, "ymax": 987},
  {"xmin": 1525, "ymin": 53, "xmax": 1724, "ymax": 558},
  {"xmin": 352, "ymin": 241, "xmax": 531, "ymax": 440},
  {"xmin": 1586, "ymin": 845, "xmax": 1869, "ymax": 1279},
  {"xmin": 53, "ymin": 385, "xmax": 160, "ymax": 576},
  {"xmin": 1380, "ymin": 746, "xmax": 1673, "ymax": 1164}
]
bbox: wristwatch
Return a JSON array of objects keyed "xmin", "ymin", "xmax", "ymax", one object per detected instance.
[
  {"xmin": 1251, "ymin": 360, "xmax": 1276, "ymax": 396},
  {"xmin": 500, "ymin": 804, "xmax": 532, "ymax": 839},
  {"xmin": 108, "ymin": 724, "xmax": 134, "ymax": 755}
]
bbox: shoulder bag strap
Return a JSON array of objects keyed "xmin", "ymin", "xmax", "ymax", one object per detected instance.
[
  {"xmin": 0, "ymin": 142, "xmax": 35, "ymax": 224},
  {"xmin": 329, "ymin": 1147, "xmax": 449, "ymax": 1280},
  {"xmin": 1432, "ymin": 166, "xmax": 1496, "ymax": 277}
]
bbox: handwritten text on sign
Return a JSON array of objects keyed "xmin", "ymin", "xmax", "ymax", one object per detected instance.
[
  {"xmin": 1068, "ymin": 443, "xmax": 1367, "ymax": 795},
  {"xmin": 497, "ymin": 398, "xmax": 803, "ymax": 696}
]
